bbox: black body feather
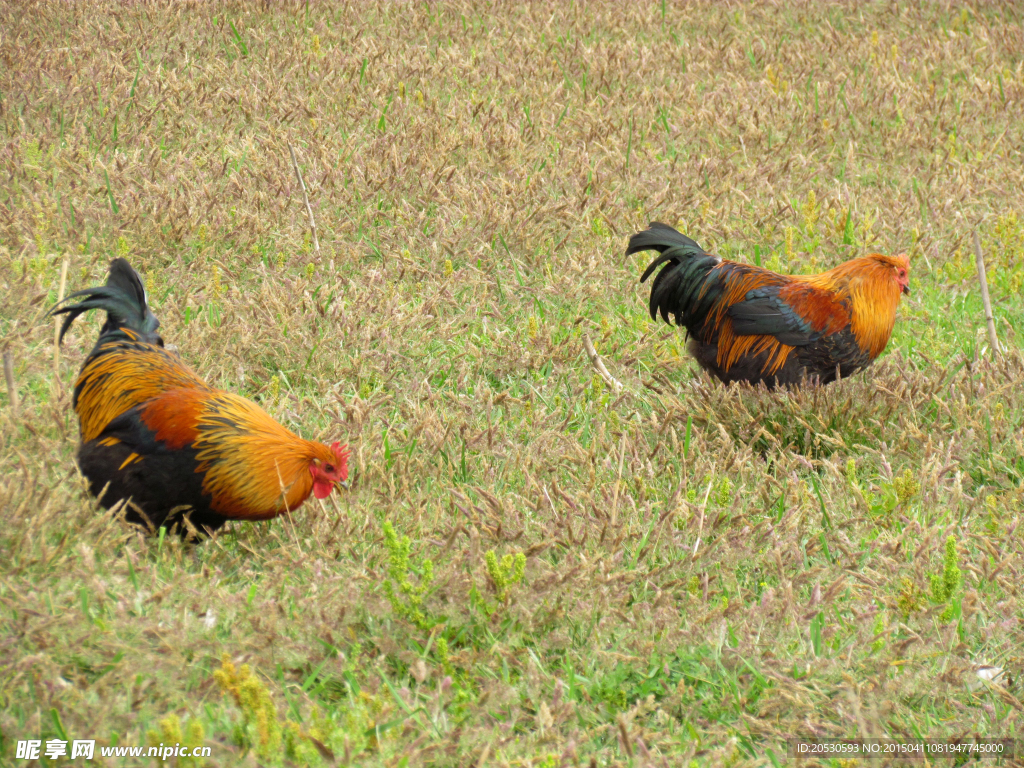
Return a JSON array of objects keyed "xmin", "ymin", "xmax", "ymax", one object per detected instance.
[{"xmin": 77, "ymin": 412, "xmax": 229, "ymax": 535}]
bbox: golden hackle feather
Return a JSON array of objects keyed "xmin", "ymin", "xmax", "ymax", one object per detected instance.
[
  {"xmin": 716, "ymin": 323, "xmax": 795, "ymax": 375},
  {"xmin": 698, "ymin": 268, "xmax": 800, "ymax": 374},
  {"xmin": 812, "ymin": 253, "xmax": 909, "ymax": 359},
  {"xmin": 74, "ymin": 329, "xmax": 209, "ymax": 442},
  {"xmin": 189, "ymin": 393, "xmax": 339, "ymax": 519}
]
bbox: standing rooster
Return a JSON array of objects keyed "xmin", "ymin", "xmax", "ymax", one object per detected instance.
[
  {"xmin": 51, "ymin": 259, "xmax": 349, "ymax": 535},
  {"xmin": 629, "ymin": 223, "xmax": 910, "ymax": 387}
]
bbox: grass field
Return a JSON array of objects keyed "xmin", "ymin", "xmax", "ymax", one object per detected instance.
[{"xmin": 3, "ymin": 1, "xmax": 1024, "ymax": 765}]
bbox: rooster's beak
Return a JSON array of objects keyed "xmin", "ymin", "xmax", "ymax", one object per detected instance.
[
  {"xmin": 339, "ymin": 480, "xmax": 350, "ymax": 490},
  {"xmin": 902, "ymin": 285, "xmax": 910, "ymax": 296}
]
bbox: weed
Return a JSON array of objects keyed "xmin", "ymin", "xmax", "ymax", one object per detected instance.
[
  {"xmin": 484, "ymin": 549, "xmax": 526, "ymax": 602},
  {"xmin": 930, "ymin": 536, "xmax": 963, "ymax": 622},
  {"xmin": 214, "ymin": 656, "xmax": 284, "ymax": 761},
  {"xmin": 891, "ymin": 468, "xmax": 921, "ymax": 505},
  {"xmin": 147, "ymin": 715, "xmax": 206, "ymax": 767},
  {"xmin": 897, "ymin": 577, "xmax": 925, "ymax": 619},
  {"xmin": 382, "ymin": 521, "xmax": 435, "ymax": 630}
]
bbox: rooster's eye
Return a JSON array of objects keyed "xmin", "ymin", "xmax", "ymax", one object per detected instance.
[{"xmin": 325, "ymin": 464, "xmax": 335, "ymax": 473}]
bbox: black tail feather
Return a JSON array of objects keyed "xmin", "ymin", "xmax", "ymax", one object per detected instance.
[
  {"xmin": 627, "ymin": 223, "xmax": 722, "ymax": 327},
  {"xmin": 49, "ymin": 258, "xmax": 161, "ymax": 345},
  {"xmin": 626, "ymin": 221, "xmax": 705, "ymax": 258},
  {"xmin": 638, "ymin": 252, "xmax": 679, "ymax": 284}
]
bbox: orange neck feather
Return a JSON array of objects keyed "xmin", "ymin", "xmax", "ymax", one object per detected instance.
[
  {"xmin": 193, "ymin": 393, "xmax": 337, "ymax": 519},
  {"xmin": 800, "ymin": 254, "xmax": 906, "ymax": 359}
]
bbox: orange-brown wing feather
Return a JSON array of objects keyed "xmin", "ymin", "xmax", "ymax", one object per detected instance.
[
  {"xmin": 774, "ymin": 280, "xmax": 851, "ymax": 334},
  {"xmin": 75, "ymin": 330, "xmax": 209, "ymax": 442},
  {"xmin": 707, "ymin": 264, "xmax": 851, "ymax": 376},
  {"xmin": 137, "ymin": 388, "xmax": 208, "ymax": 449}
]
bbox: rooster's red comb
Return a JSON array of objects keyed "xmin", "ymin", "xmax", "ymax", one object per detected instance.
[{"xmin": 330, "ymin": 441, "xmax": 350, "ymax": 463}]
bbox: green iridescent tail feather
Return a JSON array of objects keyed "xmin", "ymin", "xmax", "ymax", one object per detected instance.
[{"xmin": 50, "ymin": 258, "xmax": 161, "ymax": 345}]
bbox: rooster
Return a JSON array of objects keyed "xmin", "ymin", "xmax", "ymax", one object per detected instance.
[
  {"xmin": 50, "ymin": 259, "xmax": 349, "ymax": 535},
  {"xmin": 629, "ymin": 223, "xmax": 910, "ymax": 387}
]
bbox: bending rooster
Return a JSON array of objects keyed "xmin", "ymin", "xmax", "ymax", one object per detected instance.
[
  {"xmin": 51, "ymin": 259, "xmax": 349, "ymax": 535},
  {"xmin": 629, "ymin": 223, "xmax": 909, "ymax": 387}
]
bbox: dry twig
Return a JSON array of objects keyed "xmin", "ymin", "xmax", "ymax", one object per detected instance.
[
  {"xmin": 3, "ymin": 352, "xmax": 17, "ymax": 415},
  {"xmin": 53, "ymin": 256, "xmax": 69, "ymax": 371},
  {"xmin": 289, "ymin": 144, "xmax": 321, "ymax": 256},
  {"xmin": 973, "ymin": 230, "xmax": 999, "ymax": 356},
  {"xmin": 692, "ymin": 477, "xmax": 714, "ymax": 559},
  {"xmin": 583, "ymin": 334, "xmax": 624, "ymax": 393}
]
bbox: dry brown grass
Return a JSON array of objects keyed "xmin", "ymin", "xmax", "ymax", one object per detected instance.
[{"xmin": 2, "ymin": 1, "xmax": 1024, "ymax": 766}]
